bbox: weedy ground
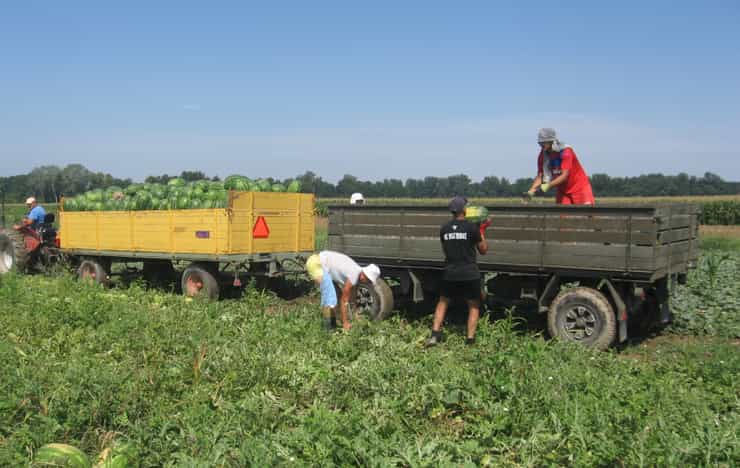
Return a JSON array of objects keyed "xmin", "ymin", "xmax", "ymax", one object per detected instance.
[{"xmin": 1, "ymin": 242, "xmax": 738, "ymax": 466}]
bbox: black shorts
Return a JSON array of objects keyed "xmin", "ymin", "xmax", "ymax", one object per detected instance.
[{"xmin": 439, "ymin": 279, "xmax": 481, "ymax": 302}]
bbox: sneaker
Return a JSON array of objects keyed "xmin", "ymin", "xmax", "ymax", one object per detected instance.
[{"xmin": 465, "ymin": 337, "xmax": 476, "ymax": 346}]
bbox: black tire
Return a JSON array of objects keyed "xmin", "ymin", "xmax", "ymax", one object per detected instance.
[
  {"xmin": 354, "ymin": 278, "xmax": 394, "ymax": 321},
  {"xmin": 77, "ymin": 259, "xmax": 110, "ymax": 286},
  {"xmin": 181, "ymin": 263, "xmax": 220, "ymax": 300},
  {"xmin": 143, "ymin": 260, "xmax": 176, "ymax": 288},
  {"xmin": 547, "ymin": 287, "xmax": 616, "ymax": 350},
  {"xmin": 0, "ymin": 230, "xmax": 29, "ymax": 274}
]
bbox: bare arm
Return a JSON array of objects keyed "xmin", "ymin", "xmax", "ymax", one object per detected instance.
[
  {"xmin": 477, "ymin": 231, "xmax": 489, "ymax": 255},
  {"xmin": 340, "ymin": 279, "xmax": 353, "ymax": 329},
  {"xmin": 528, "ymin": 174, "xmax": 543, "ymax": 193},
  {"xmin": 547, "ymin": 170, "xmax": 570, "ymax": 189}
]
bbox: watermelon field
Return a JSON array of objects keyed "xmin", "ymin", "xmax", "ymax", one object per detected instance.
[{"xmin": 0, "ymin": 197, "xmax": 739, "ymax": 466}]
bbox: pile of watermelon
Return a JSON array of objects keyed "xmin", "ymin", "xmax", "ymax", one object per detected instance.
[{"xmin": 63, "ymin": 176, "xmax": 302, "ymax": 212}]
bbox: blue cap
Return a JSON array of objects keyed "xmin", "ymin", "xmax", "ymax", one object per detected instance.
[{"xmin": 448, "ymin": 196, "xmax": 467, "ymax": 214}]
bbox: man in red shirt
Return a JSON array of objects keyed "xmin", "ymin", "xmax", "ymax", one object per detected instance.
[{"xmin": 523, "ymin": 128, "xmax": 595, "ymax": 205}]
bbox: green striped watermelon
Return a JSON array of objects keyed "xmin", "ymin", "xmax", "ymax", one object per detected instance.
[
  {"xmin": 34, "ymin": 443, "xmax": 91, "ymax": 468},
  {"xmin": 465, "ymin": 205, "xmax": 489, "ymax": 223}
]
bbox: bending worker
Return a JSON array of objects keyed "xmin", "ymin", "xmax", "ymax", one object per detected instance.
[
  {"xmin": 425, "ymin": 196, "xmax": 489, "ymax": 347},
  {"xmin": 524, "ymin": 128, "xmax": 595, "ymax": 205},
  {"xmin": 306, "ymin": 251, "xmax": 381, "ymax": 331}
]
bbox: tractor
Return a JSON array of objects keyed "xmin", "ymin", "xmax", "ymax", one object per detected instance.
[{"xmin": 0, "ymin": 213, "xmax": 62, "ymax": 274}]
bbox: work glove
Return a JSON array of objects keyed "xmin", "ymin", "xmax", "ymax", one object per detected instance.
[
  {"xmin": 540, "ymin": 183, "xmax": 550, "ymax": 193},
  {"xmin": 522, "ymin": 190, "xmax": 534, "ymax": 201},
  {"xmin": 479, "ymin": 219, "xmax": 492, "ymax": 237}
]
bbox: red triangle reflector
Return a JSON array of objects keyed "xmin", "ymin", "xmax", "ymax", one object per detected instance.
[{"xmin": 253, "ymin": 216, "xmax": 270, "ymax": 238}]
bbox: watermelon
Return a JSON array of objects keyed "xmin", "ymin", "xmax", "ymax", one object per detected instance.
[
  {"xmin": 271, "ymin": 183, "xmax": 286, "ymax": 192},
  {"xmin": 124, "ymin": 184, "xmax": 142, "ymax": 196},
  {"xmin": 167, "ymin": 177, "xmax": 186, "ymax": 187},
  {"xmin": 210, "ymin": 181, "xmax": 225, "ymax": 192},
  {"xmin": 224, "ymin": 175, "xmax": 244, "ymax": 190},
  {"xmin": 207, "ymin": 190, "xmax": 225, "ymax": 201},
  {"xmin": 134, "ymin": 194, "xmax": 152, "ymax": 210},
  {"xmin": 64, "ymin": 198, "xmax": 79, "ymax": 212},
  {"xmin": 192, "ymin": 180, "xmax": 210, "ymax": 192},
  {"xmin": 34, "ymin": 443, "xmax": 91, "ymax": 468},
  {"xmin": 287, "ymin": 180, "xmax": 301, "ymax": 193},
  {"xmin": 256, "ymin": 179, "xmax": 271, "ymax": 191},
  {"xmin": 150, "ymin": 185, "xmax": 167, "ymax": 200},
  {"xmin": 465, "ymin": 205, "xmax": 489, "ymax": 223}
]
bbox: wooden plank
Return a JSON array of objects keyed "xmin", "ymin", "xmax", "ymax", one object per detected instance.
[
  {"xmin": 655, "ymin": 204, "xmax": 699, "ymax": 217},
  {"xmin": 486, "ymin": 227, "xmax": 655, "ymax": 244},
  {"xmin": 541, "ymin": 253, "xmax": 655, "ymax": 271},
  {"xmin": 656, "ymin": 214, "xmax": 694, "ymax": 229},
  {"xmin": 657, "ymin": 228, "xmax": 693, "ymax": 244}
]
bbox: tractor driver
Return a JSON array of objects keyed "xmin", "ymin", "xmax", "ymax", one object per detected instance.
[{"xmin": 24, "ymin": 197, "xmax": 47, "ymax": 229}]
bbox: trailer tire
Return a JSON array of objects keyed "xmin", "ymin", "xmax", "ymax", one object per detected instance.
[
  {"xmin": 77, "ymin": 259, "xmax": 110, "ymax": 286},
  {"xmin": 182, "ymin": 263, "xmax": 219, "ymax": 300},
  {"xmin": 355, "ymin": 278, "xmax": 394, "ymax": 321},
  {"xmin": 0, "ymin": 230, "xmax": 29, "ymax": 274},
  {"xmin": 547, "ymin": 287, "xmax": 616, "ymax": 350}
]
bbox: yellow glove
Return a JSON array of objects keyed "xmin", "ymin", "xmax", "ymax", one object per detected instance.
[{"xmin": 540, "ymin": 183, "xmax": 550, "ymax": 193}]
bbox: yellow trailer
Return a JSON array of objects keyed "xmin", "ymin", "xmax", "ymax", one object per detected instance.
[{"xmin": 59, "ymin": 191, "xmax": 315, "ymax": 298}]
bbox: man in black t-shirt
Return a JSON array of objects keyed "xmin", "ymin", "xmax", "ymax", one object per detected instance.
[{"xmin": 425, "ymin": 196, "xmax": 490, "ymax": 347}]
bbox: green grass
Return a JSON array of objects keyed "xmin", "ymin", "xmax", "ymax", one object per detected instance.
[{"xmin": 0, "ymin": 271, "xmax": 738, "ymax": 466}]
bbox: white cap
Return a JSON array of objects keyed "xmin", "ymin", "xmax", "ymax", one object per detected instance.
[
  {"xmin": 537, "ymin": 128, "xmax": 558, "ymax": 143},
  {"xmin": 25, "ymin": 197, "xmax": 36, "ymax": 204},
  {"xmin": 361, "ymin": 264, "xmax": 381, "ymax": 283},
  {"xmin": 350, "ymin": 193, "xmax": 365, "ymax": 205}
]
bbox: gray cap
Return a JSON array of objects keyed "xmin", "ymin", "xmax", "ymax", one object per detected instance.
[
  {"xmin": 448, "ymin": 196, "xmax": 468, "ymax": 214},
  {"xmin": 538, "ymin": 128, "xmax": 558, "ymax": 143}
]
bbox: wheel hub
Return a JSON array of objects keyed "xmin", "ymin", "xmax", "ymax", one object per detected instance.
[
  {"xmin": 186, "ymin": 275, "xmax": 204, "ymax": 296},
  {"xmin": 356, "ymin": 286, "xmax": 375, "ymax": 314},
  {"xmin": 564, "ymin": 305, "xmax": 597, "ymax": 340}
]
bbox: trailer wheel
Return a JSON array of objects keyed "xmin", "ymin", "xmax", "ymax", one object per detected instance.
[
  {"xmin": 355, "ymin": 278, "xmax": 394, "ymax": 321},
  {"xmin": 0, "ymin": 230, "xmax": 29, "ymax": 274},
  {"xmin": 547, "ymin": 287, "xmax": 616, "ymax": 350},
  {"xmin": 77, "ymin": 259, "xmax": 110, "ymax": 286},
  {"xmin": 182, "ymin": 263, "xmax": 219, "ymax": 300}
]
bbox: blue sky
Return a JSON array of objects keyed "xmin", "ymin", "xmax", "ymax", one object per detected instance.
[{"xmin": 2, "ymin": 1, "xmax": 739, "ymax": 183}]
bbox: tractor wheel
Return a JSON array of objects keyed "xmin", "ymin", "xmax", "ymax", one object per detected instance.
[
  {"xmin": 547, "ymin": 287, "xmax": 616, "ymax": 350},
  {"xmin": 77, "ymin": 259, "xmax": 110, "ymax": 286},
  {"xmin": 0, "ymin": 230, "xmax": 30, "ymax": 274},
  {"xmin": 181, "ymin": 263, "xmax": 220, "ymax": 300}
]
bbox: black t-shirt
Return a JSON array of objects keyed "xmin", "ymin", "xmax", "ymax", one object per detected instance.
[{"xmin": 439, "ymin": 219, "xmax": 482, "ymax": 281}]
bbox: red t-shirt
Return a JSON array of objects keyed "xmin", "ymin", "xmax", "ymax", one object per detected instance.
[{"xmin": 537, "ymin": 148, "xmax": 592, "ymax": 196}]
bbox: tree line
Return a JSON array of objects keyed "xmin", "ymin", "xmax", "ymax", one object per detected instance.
[{"xmin": 0, "ymin": 164, "xmax": 737, "ymax": 203}]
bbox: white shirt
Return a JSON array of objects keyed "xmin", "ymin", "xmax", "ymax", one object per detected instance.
[{"xmin": 320, "ymin": 251, "xmax": 362, "ymax": 286}]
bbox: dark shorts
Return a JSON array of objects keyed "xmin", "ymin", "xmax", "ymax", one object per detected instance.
[{"xmin": 439, "ymin": 279, "xmax": 481, "ymax": 302}]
